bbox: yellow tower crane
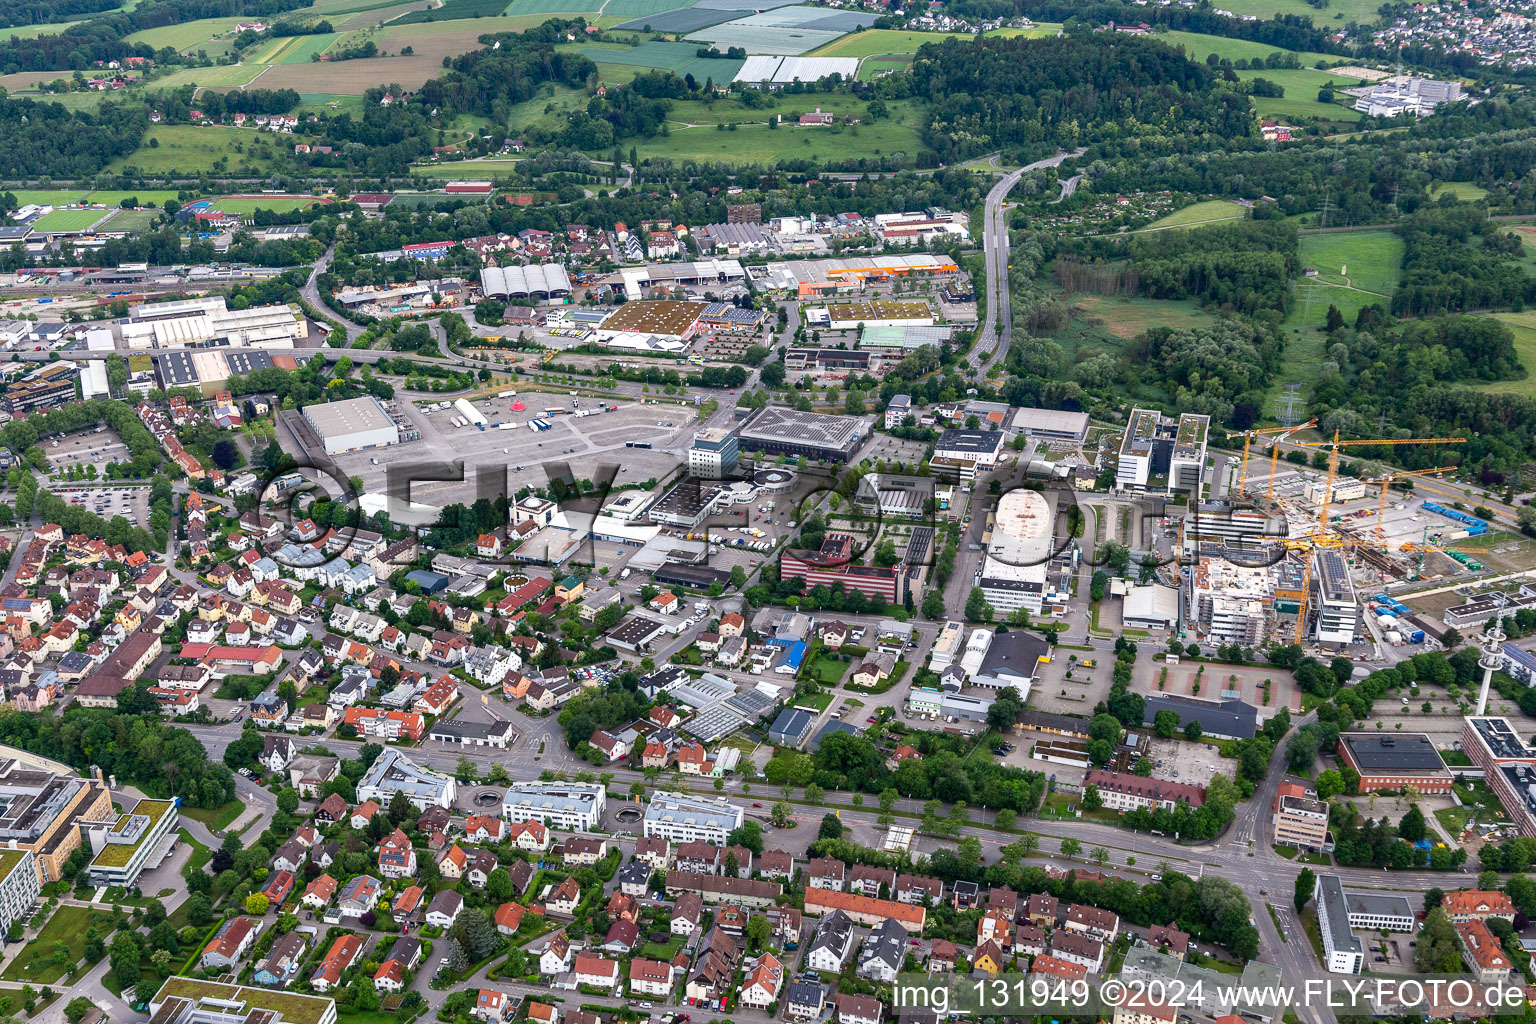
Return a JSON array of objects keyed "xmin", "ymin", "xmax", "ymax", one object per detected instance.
[
  {"xmin": 1294, "ymin": 431, "xmax": 1467, "ymax": 540},
  {"xmin": 1225, "ymin": 419, "xmax": 1316, "ymax": 500}
]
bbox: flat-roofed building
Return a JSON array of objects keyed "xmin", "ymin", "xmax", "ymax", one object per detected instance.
[
  {"xmin": 1336, "ymin": 733, "xmax": 1451, "ymax": 794},
  {"xmin": 688, "ymin": 428, "xmax": 739, "ymax": 480},
  {"xmin": 1116, "ymin": 408, "xmax": 1208, "ymax": 495},
  {"xmin": 502, "ymin": 782, "xmax": 605, "ymax": 831},
  {"xmin": 738, "ymin": 407, "xmax": 867, "ymax": 463},
  {"xmin": 85, "ymin": 797, "xmax": 179, "ymax": 887},
  {"xmin": 1315, "ymin": 874, "xmax": 1363, "ymax": 974},
  {"xmin": 1343, "ymin": 891, "xmax": 1414, "ymax": 932},
  {"xmin": 149, "ymin": 978, "xmax": 337, "ymax": 1024},
  {"xmin": 0, "ymin": 756, "xmax": 113, "ymax": 882},
  {"xmin": 1273, "ymin": 782, "xmax": 1329, "ymax": 850},
  {"xmin": 979, "ymin": 488, "xmax": 1053, "ymax": 618},
  {"xmin": 304, "ymin": 397, "xmax": 401, "ymax": 456},
  {"xmin": 1313, "ymin": 548, "xmax": 1359, "ymax": 645},
  {"xmin": 1012, "ymin": 407, "xmax": 1090, "ymax": 444},
  {"xmin": 644, "ymin": 794, "xmax": 743, "ymax": 845},
  {"xmin": 1462, "ymin": 717, "xmax": 1536, "ymax": 838}
]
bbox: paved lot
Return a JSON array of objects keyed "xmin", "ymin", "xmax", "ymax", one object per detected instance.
[
  {"xmin": 43, "ymin": 426, "xmax": 129, "ymax": 475},
  {"xmin": 50, "ymin": 482, "xmax": 151, "ymax": 523},
  {"xmin": 1146, "ymin": 736, "xmax": 1235, "ymax": 787},
  {"xmin": 1151, "ymin": 661, "xmax": 1304, "ymax": 713}
]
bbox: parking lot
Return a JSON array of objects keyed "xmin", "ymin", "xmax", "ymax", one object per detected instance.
[
  {"xmin": 1145, "ymin": 736, "xmax": 1236, "ymax": 787},
  {"xmin": 42, "ymin": 425, "xmax": 129, "ymax": 475},
  {"xmin": 51, "ymin": 482, "xmax": 152, "ymax": 523}
]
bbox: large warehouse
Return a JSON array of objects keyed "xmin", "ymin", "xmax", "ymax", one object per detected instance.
[
  {"xmin": 738, "ymin": 407, "xmax": 868, "ymax": 463},
  {"xmin": 303, "ymin": 397, "xmax": 401, "ymax": 455},
  {"xmin": 478, "ymin": 264, "xmax": 572, "ymax": 301}
]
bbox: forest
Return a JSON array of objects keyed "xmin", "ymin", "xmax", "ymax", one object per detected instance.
[
  {"xmin": 0, "ymin": 95, "xmax": 145, "ymax": 178},
  {"xmin": 1391, "ymin": 202, "xmax": 1536, "ymax": 316},
  {"xmin": 908, "ymin": 32, "xmax": 1254, "ymax": 160}
]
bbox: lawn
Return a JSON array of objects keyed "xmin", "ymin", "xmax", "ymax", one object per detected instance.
[
  {"xmin": 617, "ymin": 118, "xmax": 926, "ymax": 165},
  {"xmin": 179, "ymin": 800, "xmax": 242, "ymax": 831},
  {"xmin": 212, "ymin": 195, "xmax": 327, "ymax": 213},
  {"xmin": 1063, "ymin": 293, "xmax": 1214, "ymax": 340},
  {"xmin": 1155, "ymin": 30, "xmax": 1339, "ymax": 67},
  {"xmin": 792, "ymin": 691, "xmax": 835, "ymax": 713},
  {"xmin": 409, "ymin": 159, "xmax": 524, "ymax": 178},
  {"xmin": 1298, "ymin": 229, "xmax": 1404, "ymax": 296},
  {"xmin": 1458, "ymin": 312, "xmax": 1536, "ymax": 397},
  {"xmin": 30, "ymin": 208, "xmax": 111, "ymax": 232},
  {"xmin": 1, "ymin": 905, "xmax": 116, "ymax": 984},
  {"xmin": 1434, "ymin": 805, "xmax": 1471, "ymax": 837},
  {"xmin": 1141, "ymin": 200, "xmax": 1247, "ymax": 231},
  {"xmin": 109, "ymin": 125, "xmax": 284, "ymax": 174},
  {"xmin": 1432, "ymin": 181, "xmax": 1489, "ymax": 201},
  {"xmin": 7, "ymin": 190, "xmax": 89, "ymax": 205},
  {"xmin": 87, "ymin": 190, "xmax": 187, "ymax": 205},
  {"xmin": 1237, "ymin": 67, "xmax": 1364, "ymax": 122},
  {"xmin": 807, "ymin": 653, "xmax": 850, "ymax": 684},
  {"xmin": 102, "ymin": 209, "xmax": 161, "ymax": 233}
]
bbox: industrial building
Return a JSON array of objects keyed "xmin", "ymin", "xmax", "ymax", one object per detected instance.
[
  {"xmin": 738, "ymin": 407, "xmax": 867, "ymax": 463},
  {"xmin": 596, "ymin": 300, "xmax": 708, "ymax": 346},
  {"xmin": 860, "ymin": 324, "xmax": 954, "ymax": 350},
  {"xmin": 1116, "ymin": 408, "xmax": 1209, "ymax": 495},
  {"xmin": 1335, "ymin": 733, "xmax": 1452, "ymax": 794},
  {"xmin": 303, "ymin": 397, "xmax": 402, "ymax": 456},
  {"xmin": 617, "ymin": 259, "xmax": 746, "ymax": 300},
  {"xmin": 810, "ymin": 300, "xmax": 934, "ymax": 331},
  {"xmin": 749, "ymin": 254, "xmax": 960, "ymax": 297},
  {"xmin": 978, "ymin": 489, "xmax": 1054, "ymax": 619},
  {"xmin": 123, "ymin": 296, "xmax": 306, "ymax": 348},
  {"xmin": 931, "ymin": 428, "xmax": 1005, "ymax": 483},
  {"xmin": 1140, "ymin": 694, "xmax": 1258, "ymax": 741},
  {"xmin": 477, "ymin": 264, "xmax": 572, "ymax": 300},
  {"xmin": 1012, "ymin": 407, "xmax": 1090, "ymax": 444}
]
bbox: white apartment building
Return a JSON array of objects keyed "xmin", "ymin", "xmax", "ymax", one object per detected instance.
[
  {"xmin": 501, "ymin": 782, "xmax": 606, "ymax": 831},
  {"xmin": 643, "ymin": 794, "xmax": 744, "ymax": 845},
  {"xmin": 1313, "ymin": 549, "xmax": 1359, "ymax": 645}
]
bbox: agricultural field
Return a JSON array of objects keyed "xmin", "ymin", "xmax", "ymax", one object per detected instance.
[
  {"xmin": 0, "ymin": 70, "xmax": 77, "ymax": 91},
  {"xmin": 337, "ymin": 1, "xmax": 437, "ymax": 29},
  {"xmin": 603, "ymin": 0, "xmax": 700, "ymax": 17},
  {"xmin": 125, "ymin": 16, "xmax": 244, "ymax": 50},
  {"xmin": 255, "ymin": 52, "xmax": 446, "ymax": 90},
  {"xmin": 107, "ymin": 125, "xmax": 284, "ymax": 174},
  {"xmin": 809, "ymin": 25, "xmax": 1059, "ymax": 59},
  {"xmin": 664, "ymin": 89, "xmax": 901, "ymax": 124},
  {"xmin": 1141, "ymin": 200, "xmax": 1247, "ymax": 230},
  {"xmin": 30, "ymin": 208, "xmax": 111, "ymax": 232},
  {"xmin": 148, "ymin": 64, "xmax": 269, "ymax": 90},
  {"xmin": 248, "ymin": 32, "xmax": 341, "ymax": 63},
  {"xmin": 858, "ymin": 57, "xmax": 910, "ymax": 80},
  {"xmin": 1155, "ymin": 30, "xmax": 1340, "ymax": 67},
  {"xmin": 579, "ymin": 40, "xmax": 744, "ymax": 83},
  {"xmin": 615, "ymin": 116, "xmax": 924, "ymax": 164},
  {"xmin": 1204, "ymin": 0, "xmax": 1385, "ymax": 24},
  {"xmin": 505, "ymin": 0, "xmax": 605, "ymax": 13}
]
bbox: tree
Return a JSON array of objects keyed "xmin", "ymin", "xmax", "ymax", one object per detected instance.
[
  {"xmin": 1398, "ymin": 804, "xmax": 1428, "ymax": 842},
  {"xmin": 66, "ymin": 998, "xmax": 95, "ymax": 1022},
  {"xmin": 770, "ymin": 801, "xmax": 791, "ymax": 828},
  {"xmin": 1060, "ymin": 837, "xmax": 1082, "ymax": 858},
  {"xmin": 988, "ymin": 686, "xmax": 1025, "ymax": 731},
  {"xmin": 965, "ymin": 587, "xmax": 993, "ymax": 622},
  {"xmin": 805, "ymin": 782, "xmax": 825, "ymax": 804},
  {"xmin": 818, "ymin": 813, "xmax": 843, "ymax": 840},
  {"xmin": 1293, "ymin": 867, "xmax": 1316, "ymax": 912},
  {"xmin": 1082, "ymin": 784, "xmax": 1102, "ymax": 810},
  {"xmin": 1152, "ymin": 709, "xmax": 1180, "ymax": 738},
  {"xmin": 1315, "ymin": 769, "xmax": 1346, "ymax": 799},
  {"xmin": 1183, "ymin": 721, "xmax": 1203, "ymax": 742},
  {"xmin": 1091, "ymin": 845, "xmax": 1110, "ymax": 865},
  {"xmin": 244, "ymin": 893, "xmax": 269, "ymax": 915},
  {"xmin": 994, "ymin": 808, "xmax": 1015, "ymax": 831},
  {"xmin": 1325, "ymin": 304, "xmax": 1344, "ymax": 333}
]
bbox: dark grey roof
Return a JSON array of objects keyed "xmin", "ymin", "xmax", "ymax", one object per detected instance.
[
  {"xmin": 1141, "ymin": 694, "xmax": 1257, "ymax": 740},
  {"xmin": 769, "ymin": 707, "xmax": 813, "ymax": 742},
  {"xmin": 786, "ymin": 981, "xmax": 824, "ymax": 1008},
  {"xmin": 1338, "ymin": 733, "xmax": 1446, "ymax": 772},
  {"xmin": 976, "ymin": 630, "xmax": 1050, "ymax": 681}
]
